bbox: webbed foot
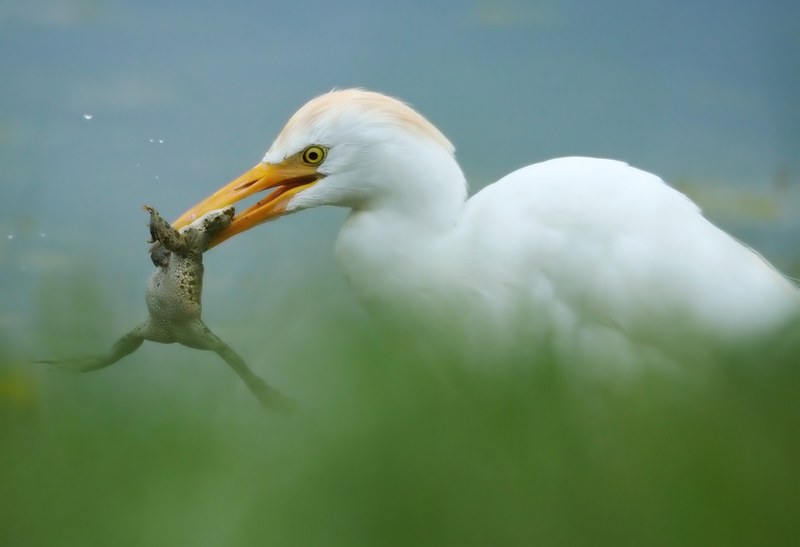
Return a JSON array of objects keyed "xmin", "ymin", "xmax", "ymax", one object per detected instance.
[
  {"xmin": 247, "ymin": 376, "xmax": 296, "ymax": 413},
  {"xmin": 33, "ymin": 357, "xmax": 111, "ymax": 372},
  {"xmin": 34, "ymin": 328, "xmax": 146, "ymax": 372}
]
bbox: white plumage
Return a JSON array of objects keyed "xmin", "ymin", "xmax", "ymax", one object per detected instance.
[{"xmin": 176, "ymin": 89, "xmax": 799, "ymax": 367}]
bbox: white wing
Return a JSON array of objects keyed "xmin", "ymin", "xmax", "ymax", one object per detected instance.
[{"xmin": 454, "ymin": 157, "xmax": 799, "ymax": 364}]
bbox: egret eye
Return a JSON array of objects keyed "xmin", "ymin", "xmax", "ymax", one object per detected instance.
[{"xmin": 301, "ymin": 145, "xmax": 326, "ymax": 165}]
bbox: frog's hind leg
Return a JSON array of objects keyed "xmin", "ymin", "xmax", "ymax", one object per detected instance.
[
  {"xmin": 36, "ymin": 322, "xmax": 148, "ymax": 372},
  {"xmin": 181, "ymin": 319, "xmax": 293, "ymax": 411}
]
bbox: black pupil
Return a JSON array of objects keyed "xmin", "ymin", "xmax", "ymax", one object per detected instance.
[{"xmin": 307, "ymin": 150, "xmax": 319, "ymax": 161}]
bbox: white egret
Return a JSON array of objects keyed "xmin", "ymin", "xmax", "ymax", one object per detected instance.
[{"xmin": 174, "ymin": 89, "xmax": 799, "ymax": 367}]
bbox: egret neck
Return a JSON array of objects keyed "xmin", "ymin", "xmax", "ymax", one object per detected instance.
[{"xmin": 334, "ymin": 131, "xmax": 469, "ymax": 326}]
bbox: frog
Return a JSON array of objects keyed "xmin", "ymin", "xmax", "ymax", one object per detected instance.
[{"xmin": 38, "ymin": 205, "xmax": 292, "ymax": 411}]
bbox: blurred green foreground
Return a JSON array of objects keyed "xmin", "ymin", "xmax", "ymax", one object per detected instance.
[{"xmin": 2, "ymin": 272, "xmax": 800, "ymax": 547}]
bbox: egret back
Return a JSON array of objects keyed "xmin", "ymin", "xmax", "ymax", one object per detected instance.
[{"xmin": 454, "ymin": 157, "xmax": 799, "ymax": 365}]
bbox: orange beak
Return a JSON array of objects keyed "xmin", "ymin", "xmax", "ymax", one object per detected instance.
[{"xmin": 173, "ymin": 160, "xmax": 321, "ymax": 248}]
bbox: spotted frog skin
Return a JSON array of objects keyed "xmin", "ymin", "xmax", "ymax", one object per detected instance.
[
  {"xmin": 39, "ymin": 206, "xmax": 291, "ymax": 411},
  {"xmin": 143, "ymin": 205, "xmax": 225, "ymax": 347}
]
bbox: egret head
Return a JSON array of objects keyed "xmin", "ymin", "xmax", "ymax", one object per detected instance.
[{"xmin": 173, "ymin": 89, "xmax": 457, "ymax": 246}]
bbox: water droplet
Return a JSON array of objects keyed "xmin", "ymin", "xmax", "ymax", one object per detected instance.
[
  {"xmin": 154, "ymin": 175, "xmax": 160, "ymax": 180},
  {"xmin": 158, "ymin": 139, "xmax": 164, "ymax": 144},
  {"xmin": 136, "ymin": 163, "xmax": 141, "ymax": 168},
  {"xmin": 40, "ymin": 233, "xmax": 46, "ymax": 238},
  {"xmin": 83, "ymin": 113, "xmax": 93, "ymax": 120},
  {"xmin": 6, "ymin": 234, "xmax": 13, "ymax": 240},
  {"xmin": 149, "ymin": 138, "xmax": 155, "ymax": 143}
]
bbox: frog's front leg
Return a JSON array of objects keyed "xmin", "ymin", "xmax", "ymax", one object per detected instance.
[
  {"xmin": 36, "ymin": 322, "xmax": 148, "ymax": 372},
  {"xmin": 144, "ymin": 205, "xmax": 194, "ymax": 255}
]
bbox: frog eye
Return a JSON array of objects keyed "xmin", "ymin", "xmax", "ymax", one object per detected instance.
[{"xmin": 301, "ymin": 145, "xmax": 326, "ymax": 165}]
